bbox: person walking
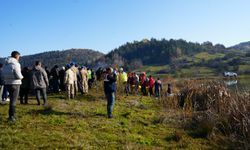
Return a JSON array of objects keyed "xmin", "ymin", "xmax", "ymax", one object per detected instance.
[
  {"xmin": 31, "ymin": 61, "xmax": 49, "ymax": 106},
  {"xmin": 104, "ymin": 67, "xmax": 117, "ymax": 118},
  {"xmin": 2, "ymin": 51, "xmax": 23, "ymax": 122}
]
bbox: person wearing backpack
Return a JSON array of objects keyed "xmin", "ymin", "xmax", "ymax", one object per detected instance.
[
  {"xmin": 31, "ymin": 61, "xmax": 49, "ymax": 106},
  {"xmin": 2, "ymin": 51, "xmax": 23, "ymax": 122}
]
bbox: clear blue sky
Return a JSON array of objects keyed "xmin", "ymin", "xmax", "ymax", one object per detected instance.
[{"xmin": 1, "ymin": 0, "xmax": 250, "ymax": 57}]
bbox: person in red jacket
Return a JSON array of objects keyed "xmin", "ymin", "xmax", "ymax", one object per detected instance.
[{"xmin": 148, "ymin": 75, "xmax": 155, "ymax": 96}]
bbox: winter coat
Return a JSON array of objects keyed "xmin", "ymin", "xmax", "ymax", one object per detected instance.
[
  {"xmin": 31, "ymin": 66, "xmax": 49, "ymax": 89},
  {"xmin": 64, "ymin": 68, "xmax": 75, "ymax": 84},
  {"xmin": 119, "ymin": 72, "xmax": 127, "ymax": 83},
  {"xmin": 155, "ymin": 80, "xmax": 162, "ymax": 90},
  {"xmin": 104, "ymin": 73, "xmax": 117, "ymax": 93},
  {"xmin": 80, "ymin": 69, "xmax": 88, "ymax": 81},
  {"xmin": 71, "ymin": 66, "xmax": 78, "ymax": 82},
  {"xmin": 20, "ymin": 68, "xmax": 30, "ymax": 89},
  {"xmin": 149, "ymin": 77, "xmax": 155, "ymax": 88},
  {"xmin": 2, "ymin": 57, "xmax": 23, "ymax": 85}
]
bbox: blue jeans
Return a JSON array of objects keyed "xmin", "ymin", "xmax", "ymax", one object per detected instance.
[
  {"xmin": 2, "ymin": 85, "xmax": 8, "ymax": 100},
  {"xmin": 105, "ymin": 92, "xmax": 115, "ymax": 115}
]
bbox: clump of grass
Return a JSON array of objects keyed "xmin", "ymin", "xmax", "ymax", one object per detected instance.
[{"xmin": 165, "ymin": 130, "xmax": 183, "ymax": 142}]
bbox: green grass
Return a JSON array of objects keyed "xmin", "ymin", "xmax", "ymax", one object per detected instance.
[
  {"xmin": 194, "ymin": 52, "xmax": 225, "ymax": 61},
  {"xmin": 177, "ymin": 67, "xmax": 215, "ymax": 77},
  {"xmin": 239, "ymin": 65, "xmax": 250, "ymax": 72},
  {"xmin": 0, "ymin": 89, "xmax": 212, "ymax": 149},
  {"xmin": 135, "ymin": 65, "xmax": 170, "ymax": 75}
]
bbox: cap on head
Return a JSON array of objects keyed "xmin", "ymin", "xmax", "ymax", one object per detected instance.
[{"xmin": 66, "ymin": 64, "xmax": 71, "ymax": 69}]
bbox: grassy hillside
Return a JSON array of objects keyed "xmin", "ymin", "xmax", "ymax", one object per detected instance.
[
  {"xmin": 0, "ymin": 79, "xmax": 249, "ymax": 149},
  {"xmin": 0, "ymin": 89, "xmax": 213, "ymax": 149}
]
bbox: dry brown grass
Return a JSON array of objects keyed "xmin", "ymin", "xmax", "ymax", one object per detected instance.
[{"xmin": 160, "ymin": 79, "xmax": 250, "ymax": 149}]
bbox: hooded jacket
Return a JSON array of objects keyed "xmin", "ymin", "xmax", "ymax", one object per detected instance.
[
  {"xmin": 31, "ymin": 66, "xmax": 49, "ymax": 89},
  {"xmin": 2, "ymin": 57, "xmax": 23, "ymax": 85}
]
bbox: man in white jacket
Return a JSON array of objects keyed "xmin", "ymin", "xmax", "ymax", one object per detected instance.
[{"xmin": 2, "ymin": 51, "xmax": 23, "ymax": 122}]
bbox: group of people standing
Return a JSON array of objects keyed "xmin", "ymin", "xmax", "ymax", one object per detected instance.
[
  {"xmin": 0, "ymin": 51, "xmax": 96, "ymax": 122},
  {"xmin": 0, "ymin": 51, "xmax": 51, "ymax": 122},
  {"xmin": 117, "ymin": 69, "xmax": 173, "ymax": 98},
  {"xmin": 0, "ymin": 51, "xmax": 174, "ymax": 122}
]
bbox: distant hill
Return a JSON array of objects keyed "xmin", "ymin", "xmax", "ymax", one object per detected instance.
[
  {"xmin": 230, "ymin": 41, "xmax": 250, "ymax": 52},
  {"xmin": 96, "ymin": 39, "xmax": 250, "ymax": 76},
  {"xmin": 100, "ymin": 38, "xmax": 228, "ymax": 69},
  {"xmin": 0, "ymin": 49, "xmax": 104, "ymax": 69},
  {"xmin": 1, "ymin": 39, "xmax": 250, "ymax": 76}
]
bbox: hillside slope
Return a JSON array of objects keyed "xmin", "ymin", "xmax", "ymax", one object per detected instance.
[
  {"xmin": 99, "ymin": 39, "xmax": 250, "ymax": 76},
  {"xmin": 230, "ymin": 41, "xmax": 250, "ymax": 52},
  {"xmin": 1, "ymin": 49, "xmax": 104, "ymax": 69}
]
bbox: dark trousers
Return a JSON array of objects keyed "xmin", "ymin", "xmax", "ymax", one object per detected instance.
[
  {"xmin": 20, "ymin": 88, "xmax": 29, "ymax": 104},
  {"xmin": 155, "ymin": 88, "xmax": 160, "ymax": 97},
  {"xmin": 5, "ymin": 84, "xmax": 20, "ymax": 118},
  {"xmin": 0, "ymin": 85, "xmax": 3, "ymax": 101},
  {"xmin": 2, "ymin": 85, "xmax": 8, "ymax": 100},
  {"xmin": 52, "ymin": 79, "xmax": 59, "ymax": 93},
  {"xmin": 105, "ymin": 92, "xmax": 115, "ymax": 116},
  {"xmin": 149, "ymin": 87, "xmax": 154, "ymax": 96},
  {"xmin": 35, "ymin": 88, "xmax": 47, "ymax": 105}
]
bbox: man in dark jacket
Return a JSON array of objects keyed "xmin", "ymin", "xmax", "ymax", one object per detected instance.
[
  {"xmin": 103, "ymin": 67, "xmax": 117, "ymax": 118},
  {"xmin": 50, "ymin": 65, "xmax": 59, "ymax": 93},
  {"xmin": 31, "ymin": 61, "xmax": 49, "ymax": 105},
  {"xmin": 19, "ymin": 67, "xmax": 30, "ymax": 104},
  {"xmin": 2, "ymin": 51, "xmax": 23, "ymax": 122}
]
